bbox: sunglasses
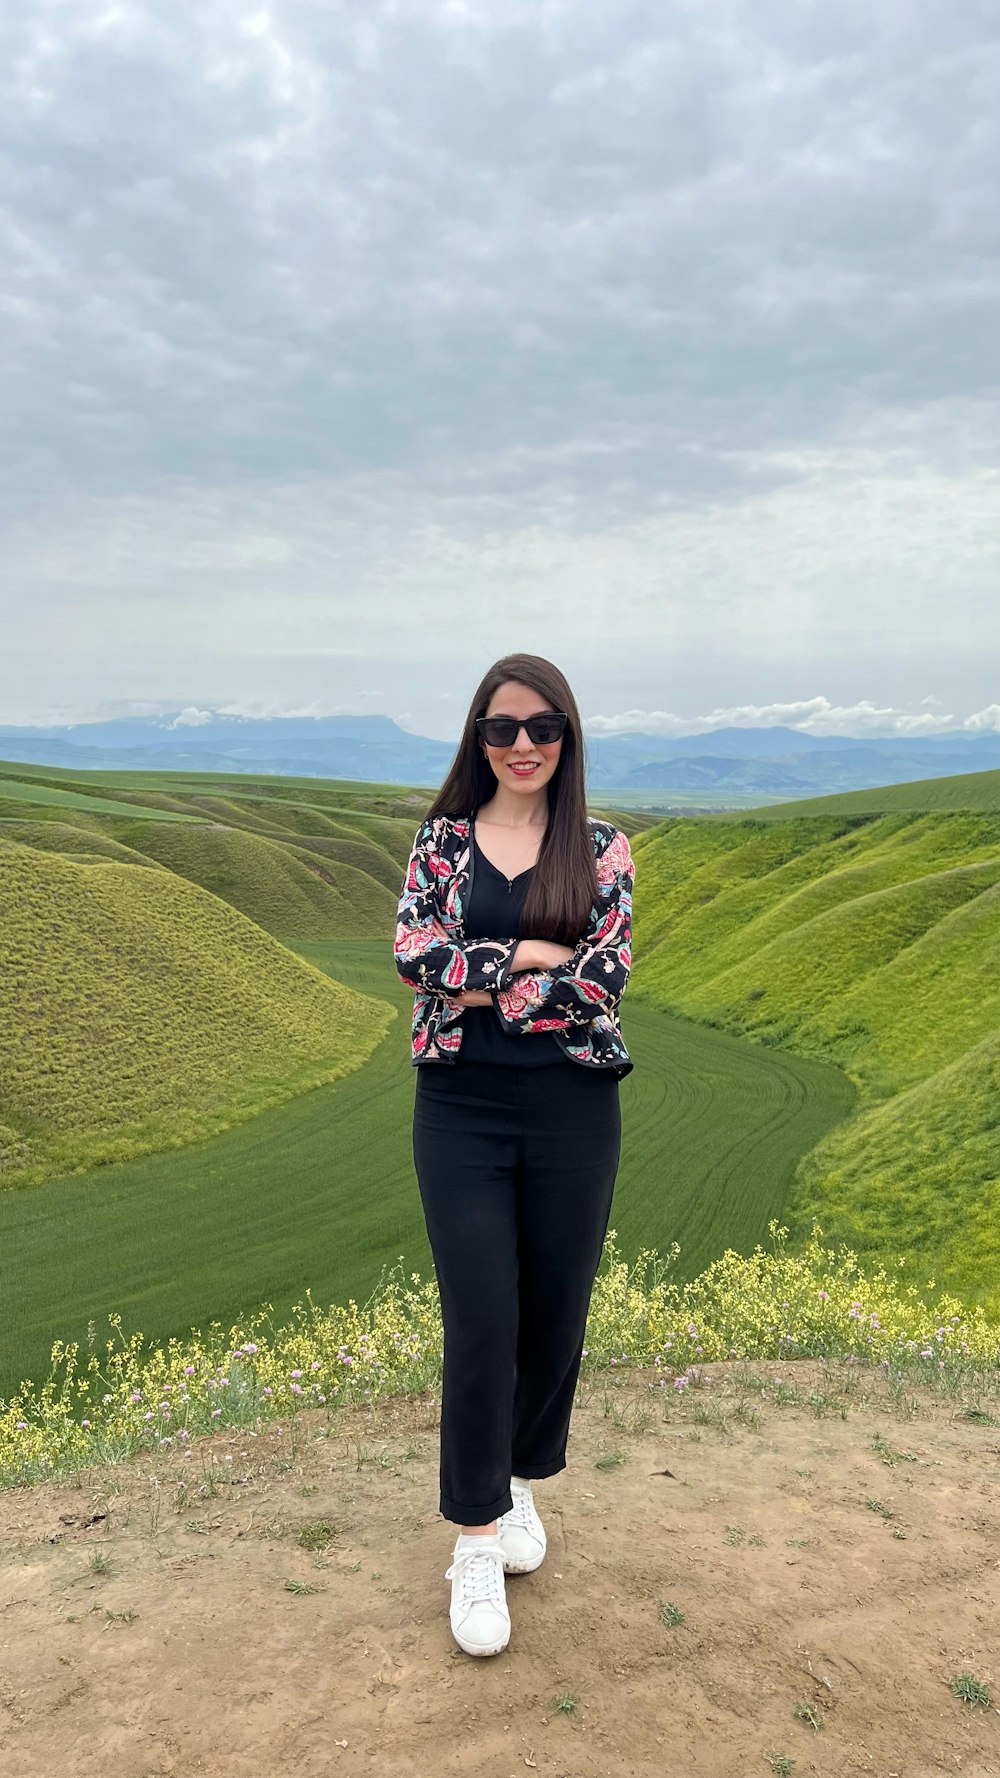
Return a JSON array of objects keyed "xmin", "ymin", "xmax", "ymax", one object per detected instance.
[{"xmin": 476, "ymin": 711, "xmax": 569, "ymax": 748}]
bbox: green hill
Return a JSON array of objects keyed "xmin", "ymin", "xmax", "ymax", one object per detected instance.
[
  {"xmin": 631, "ymin": 810, "xmax": 1000, "ymax": 1312},
  {"xmin": 106, "ymin": 819, "xmax": 396, "ymax": 939},
  {"xmin": 6, "ymin": 815, "xmax": 400, "ymax": 943},
  {"xmin": 1, "ymin": 762, "xmax": 653, "ymax": 944},
  {"xmin": 0, "ymin": 940, "xmax": 856, "ymax": 1398},
  {"xmin": 8, "ymin": 751, "xmax": 993, "ymax": 1318},
  {"xmin": 714, "ymin": 766, "xmax": 1000, "ymax": 821},
  {"xmin": 0, "ymin": 767, "xmax": 410, "ymax": 1186},
  {"xmin": 792, "ymin": 1031, "xmax": 1000, "ymax": 1285},
  {"xmin": 0, "ymin": 839, "xmax": 395, "ymax": 1186},
  {"xmin": 0, "ymin": 776, "xmax": 201, "ymax": 823},
  {"xmin": 0, "ymin": 820, "xmax": 165, "ymax": 869}
]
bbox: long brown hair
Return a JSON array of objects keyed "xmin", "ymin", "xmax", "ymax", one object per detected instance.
[{"xmin": 424, "ymin": 653, "xmax": 598, "ymax": 945}]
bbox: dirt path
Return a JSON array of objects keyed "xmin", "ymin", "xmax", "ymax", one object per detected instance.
[{"xmin": 0, "ymin": 1362, "xmax": 997, "ymax": 1778}]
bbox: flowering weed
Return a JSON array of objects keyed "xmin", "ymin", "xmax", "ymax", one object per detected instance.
[{"xmin": 2, "ymin": 1221, "xmax": 997, "ymax": 1492}]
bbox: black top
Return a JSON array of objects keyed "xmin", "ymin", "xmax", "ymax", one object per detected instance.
[{"xmin": 456, "ymin": 829, "xmax": 569, "ymax": 1066}]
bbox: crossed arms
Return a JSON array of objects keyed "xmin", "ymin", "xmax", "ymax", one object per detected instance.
[{"xmin": 393, "ymin": 820, "xmax": 634, "ymax": 1034}]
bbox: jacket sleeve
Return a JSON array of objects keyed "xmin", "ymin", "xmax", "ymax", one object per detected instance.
[
  {"xmin": 492, "ymin": 826, "xmax": 634, "ymax": 1033},
  {"xmin": 393, "ymin": 819, "xmax": 522, "ymax": 996}
]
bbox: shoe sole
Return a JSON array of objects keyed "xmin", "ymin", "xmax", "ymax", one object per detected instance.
[
  {"xmin": 451, "ymin": 1626, "xmax": 511, "ymax": 1657},
  {"xmin": 501, "ymin": 1548, "xmax": 546, "ymax": 1574}
]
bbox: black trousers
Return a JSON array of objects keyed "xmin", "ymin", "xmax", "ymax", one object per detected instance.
[{"xmin": 412, "ymin": 1059, "xmax": 622, "ymax": 1525}]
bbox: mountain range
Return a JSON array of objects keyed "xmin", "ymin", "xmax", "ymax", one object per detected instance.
[{"xmin": 2, "ymin": 714, "xmax": 1000, "ymax": 802}]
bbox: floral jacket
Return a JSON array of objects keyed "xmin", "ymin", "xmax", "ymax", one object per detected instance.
[{"xmin": 393, "ymin": 811, "xmax": 635, "ymax": 1076}]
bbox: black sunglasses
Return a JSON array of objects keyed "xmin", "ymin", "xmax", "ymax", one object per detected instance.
[{"xmin": 476, "ymin": 711, "xmax": 569, "ymax": 748}]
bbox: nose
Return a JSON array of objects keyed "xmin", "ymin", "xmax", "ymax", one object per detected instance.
[{"xmin": 511, "ymin": 727, "xmax": 541, "ymax": 752}]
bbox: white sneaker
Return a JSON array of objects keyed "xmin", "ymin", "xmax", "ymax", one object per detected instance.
[
  {"xmin": 444, "ymin": 1536, "xmax": 511, "ymax": 1657},
  {"xmin": 497, "ymin": 1478, "xmax": 547, "ymax": 1574}
]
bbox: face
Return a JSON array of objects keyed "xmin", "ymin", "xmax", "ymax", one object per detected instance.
[{"xmin": 478, "ymin": 680, "xmax": 565, "ymax": 795}]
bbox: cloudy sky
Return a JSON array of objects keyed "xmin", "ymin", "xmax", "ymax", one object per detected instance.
[{"xmin": 1, "ymin": 0, "xmax": 998, "ymax": 740}]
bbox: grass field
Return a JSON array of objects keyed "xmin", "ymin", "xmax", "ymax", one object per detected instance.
[
  {"xmin": 0, "ymin": 841, "xmax": 394, "ymax": 1184},
  {"xmin": 0, "ymin": 758, "xmax": 658, "ymax": 840},
  {"xmin": 4, "ymin": 757, "xmax": 999, "ymax": 1401},
  {"xmin": 630, "ymin": 809, "xmax": 1000, "ymax": 1311},
  {"xmin": 588, "ymin": 787, "xmax": 793, "ymax": 812},
  {"xmin": 0, "ymin": 939, "xmax": 854, "ymax": 1399},
  {"xmin": 0, "ymin": 776, "xmax": 204, "ymax": 822},
  {"xmin": 0, "ymin": 760, "xmax": 656, "ymax": 947},
  {"xmin": 722, "ymin": 766, "xmax": 1000, "ymax": 820},
  {"xmin": 0, "ymin": 770, "xmax": 655, "ymax": 1193}
]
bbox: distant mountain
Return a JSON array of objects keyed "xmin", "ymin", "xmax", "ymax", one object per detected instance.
[
  {"xmin": 1, "ymin": 713, "xmax": 999, "ymax": 801},
  {"xmin": 658, "ymin": 724, "xmax": 999, "ymax": 762},
  {"xmin": 0, "ymin": 714, "xmax": 455, "ymax": 786},
  {"xmin": 590, "ymin": 724, "xmax": 838, "ymax": 758},
  {"xmin": 584, "ymin": 728, "xmax": 1000, "ymax": 795}
]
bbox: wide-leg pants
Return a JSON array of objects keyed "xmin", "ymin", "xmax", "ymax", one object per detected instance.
[{"xmin": 412, "ymin": 1058, "xmax": 622, "ymax": 1525}]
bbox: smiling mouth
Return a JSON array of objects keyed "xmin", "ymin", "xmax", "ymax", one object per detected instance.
[{"xmin": 508, "ymin": 762, "xmax": 540, "ymax": 772}]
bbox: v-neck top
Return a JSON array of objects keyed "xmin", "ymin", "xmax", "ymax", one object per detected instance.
[{"xmin": 455, "ymin": 829, "xmax": 569, "ymax": 1067}]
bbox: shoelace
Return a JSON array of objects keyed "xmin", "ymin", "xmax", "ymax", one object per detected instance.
[
  {"xmin": 445, "ymin": 1543, "xmax": 506, "ymax": 1608},
  {"xmin": 500, "ymin": 1487, "xmax": 535, "ymax": 1533}
]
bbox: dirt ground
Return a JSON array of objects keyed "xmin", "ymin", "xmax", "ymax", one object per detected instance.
[{"xmin": 0, "ymin": 1361, "xmax": 998, "ymax": 1778}]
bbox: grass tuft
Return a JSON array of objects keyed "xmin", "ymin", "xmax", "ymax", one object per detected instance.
[{"xmin": 950, "ymin": 1674, "xmax": 992, "ymax": 1708}]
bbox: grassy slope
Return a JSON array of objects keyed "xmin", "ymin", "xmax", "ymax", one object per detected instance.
[
  {"xmin": 107, "ymin": 818, "xmax": 396, "ymax": 939},
  {"xmin": 711, "ymin": 765, "xmax": 1000, "ymax": 821},
  {"xmin": 0, "ymin": 840, "xmax": 395, "ymax": 1184},
  {"xmin": 630, "ymin": 810, "xmax": 1000, "ymax": 1310},
  {"xmin": 1, "ymin": 765, "xmax": 409, "ymax": 942},
  {"xmin": 0, "ymin": 779, "xmax": 202, "ymax": 822},
  {"xmin": 0, "ymin": 755, "xmax": 860, "ymax": 1397},
  {"xmin": 793, "ymin": 1031, "xmax": 1000, "ymax": 1280},
  {"xmin": 7, "ymin": 750, "xmax": 995, "ymax": 1341},
  {"xmin": 4, "ymin": 754, "xmax": 656, "ymax": 841},
  {"xmin": 0, "ymin": 820, "xmax": 165, "ymax": 868},
  {"xmin": 0, "ymin": 766, "xmax": 648, "ymax": 1203},
  {"xmin": 0, "ymin": 940, "xmax": 853, "ymax": 1398},
  {"xmin": 1, "ymin": 761, "xmax": 651, "ymax": 948}
]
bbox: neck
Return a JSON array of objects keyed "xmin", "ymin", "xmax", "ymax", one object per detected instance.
[{"xmin": 477, "ymin": 782, "xmax": 550, "ymax": 828}]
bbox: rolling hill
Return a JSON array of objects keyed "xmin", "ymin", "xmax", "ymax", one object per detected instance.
[
  {"xmin": 5, "ymin": 750, "xmax": 997, "ymax": 1326},
  {"xmin": 0, "ymin": 760, "xmax": 656, "ymax": 944},
  {"xmin": 0, "ymin": 839, "xmax": 395, "ymax": 1185},
  {"xmin": 708, "ymin": 766, "xmax": 1000, "ymax": 819},
  {"xmin": 0, "ymin": 764, "xmax": 655, "ymax": 1198},
  {"xmin": 630, "ymin": 808, "xmax": 1000, "ymax": 1311},
  {"xmin": 0, "ymin": 763, "xmax": 418, "ymax": 941}
]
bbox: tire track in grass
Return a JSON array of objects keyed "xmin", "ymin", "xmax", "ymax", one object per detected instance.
[{"xmin": 612, "ymin": 1009, "xmax": 854, "ymax": 1284}]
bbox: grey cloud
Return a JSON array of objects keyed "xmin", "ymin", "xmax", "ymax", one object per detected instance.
[
  {"xmin": 1, "ymin": 0, "xmax": 997, "ymax": 730},
  {"xmin": 582, "ymin": 698, "xmax": 1000, "ymax": 738},
  {"xmin": 2, "ymin": 0, "xmax": 997, "ymax": 513}
]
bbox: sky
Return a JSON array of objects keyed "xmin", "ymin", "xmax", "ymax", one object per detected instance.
[{"xmin": 1, "ymin": 0, "xmax": 998, "ymax": 743}]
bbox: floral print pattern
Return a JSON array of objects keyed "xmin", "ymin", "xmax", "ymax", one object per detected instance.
[{"xmin": 393, "ymin": 812, "xmax": 635, "ymax": 1075}]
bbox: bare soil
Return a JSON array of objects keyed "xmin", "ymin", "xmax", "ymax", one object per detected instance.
[{"xmin": 0, "ymin": 1361, "xmax": 998, "ymax": 1778}]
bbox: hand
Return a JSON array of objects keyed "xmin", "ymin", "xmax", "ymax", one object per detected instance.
[{"xmin": 449, "ymin": 988, "xmax": 495, "ymax": 1007}]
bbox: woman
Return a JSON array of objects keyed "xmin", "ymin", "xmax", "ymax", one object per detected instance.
[{"xmin": 393, "ymin": 652, "xmax": 635, "ymax": 1657}]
